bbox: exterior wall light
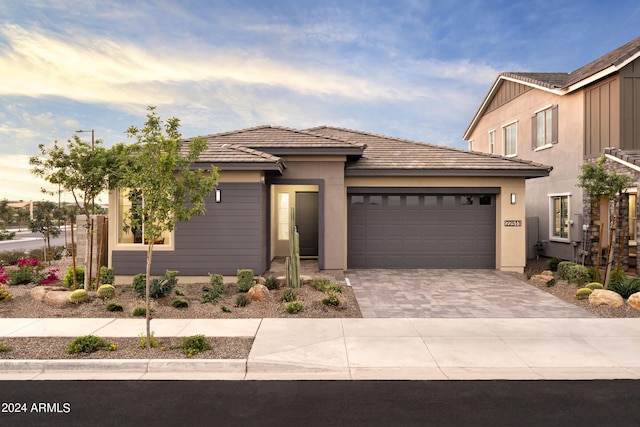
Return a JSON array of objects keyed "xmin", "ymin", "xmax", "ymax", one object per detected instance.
[
  {"xmin": 215, "ymin": 189, "xmax": 221, "ymax": 203},
  {"xmin": 510, "ymin": 193, "xmax": 516, "ymax": 204}
]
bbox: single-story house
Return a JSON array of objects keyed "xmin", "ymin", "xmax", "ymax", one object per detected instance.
[{"xmin": 107, "ymin": 125, "xmax": 551, "ymax": 277}]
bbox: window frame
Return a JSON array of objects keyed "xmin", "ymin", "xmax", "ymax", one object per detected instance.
[
  {"xmin": 532, "ymin": 104, "xmax": 558, "ymax": 151},
  {"xmin": 488, "ymin": 130, "xmax": 495, "ymax": 155},
  {"xmin": 549, "ymin": 193, "xmax": 570, "ymax": 242},
  {"xmin": 115, "ymin": 188, "xmax": 175, "ymax": 250},
  {"xmin": 502, "ymin": 120, "xmax": 518, "ymax": 157}
]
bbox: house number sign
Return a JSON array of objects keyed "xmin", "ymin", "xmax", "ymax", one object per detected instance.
[{"xmin": 504, "ymin": 220, "xmax": 522, "ymax": 227}]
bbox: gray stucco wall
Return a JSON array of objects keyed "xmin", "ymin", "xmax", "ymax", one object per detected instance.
[{"xmin": 112, "ymin": 182, "xmax": 267, "ymax": 276}]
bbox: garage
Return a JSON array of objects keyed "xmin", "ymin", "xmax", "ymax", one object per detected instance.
[{"xmin": 347, "ymin": 190, "xmax": 496, "ymax": 269}]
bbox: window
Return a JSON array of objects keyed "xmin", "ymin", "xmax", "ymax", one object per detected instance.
[
  {"xmin": 630, "ymin": 193, "xmax": 637, "ymax": 243},
  {"xmin": 468, "ymin": 139, "xmax": 474, "ymax": 151},
  {"xmin": 532, "ymin": 105, "xmax": 558, "ymax": 149},
  {"xmin": 117, "ymin": 188, "xmax": 171, "ymax": 245},
  {"xmin": 488, "ymin": 130, "xmax": 495, "ymax": 154},
  {"xmin": 550, "ymin": 195, "xmax": 569, "ymax": 240},
  {"xmin": 277, "ymin": 193, "xmax": 290, "ymax": 240},
  {"xmin": 503, "ymin": 122, "xmax": 517, "ymax": 156}
]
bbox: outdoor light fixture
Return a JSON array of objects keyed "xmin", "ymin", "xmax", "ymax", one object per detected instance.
[
  {"xmin": 510, "ymin": 193, "xmax": 516, "ymax": 204},
  {"xmin": 215, "ymin": 189, "xmax": 221, "ymax": 203}
]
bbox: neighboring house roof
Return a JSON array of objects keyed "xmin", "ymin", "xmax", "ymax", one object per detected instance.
[
  {"xmin": 464, "ymin": 35, "xmax": 640, "ymax": 140},
  {"xmin": 604, "ymin": 148, "xmax": 640, "ymax": 172},
  {"xmin": 185, "ymin": 124, "xmax": 551, "ymax": 178}
]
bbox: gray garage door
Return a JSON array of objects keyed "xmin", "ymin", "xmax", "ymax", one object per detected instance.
[{"xmin": 348, "ymin": 193, "xmax": 496, "ymax": 269}]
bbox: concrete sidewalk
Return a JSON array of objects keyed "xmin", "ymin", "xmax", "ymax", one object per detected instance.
[{"xmin": 1, "ymin": 317, "xmax": 640, "ymax": 380}]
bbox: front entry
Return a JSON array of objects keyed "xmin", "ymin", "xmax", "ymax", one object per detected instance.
[{"xmin": 296, "ymin": 192, "xmax": 319, "ymax": 257}]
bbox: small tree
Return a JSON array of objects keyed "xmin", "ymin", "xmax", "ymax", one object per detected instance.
[
  {"xmin": 29, "ymin": 201, "xmax": 61, "ymax": 262},
  {"xmin": 118, "ymin": 107, "xmax": 218, "ymax": 349},
  {"xmin": 577, "ymin": 155, "xmax": 633, "ymax": 287},
  {"xmin": 30, "ymin": 136, "xmax": 119, "ymax": 289}
]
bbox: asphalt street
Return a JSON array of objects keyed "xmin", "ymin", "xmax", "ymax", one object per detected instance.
[{"xmin": 2, "ymin": 380, "xmax": 639, "ymax": 426}]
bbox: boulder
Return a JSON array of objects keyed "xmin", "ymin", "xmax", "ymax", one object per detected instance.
[
  {"xmin": 588, "ymin": 289, "xmax": 624, "ymax": 308},
  {"xmin": 246, "ymin": 284, "xmax": 270, "ymax": 302},
  {"xmin": 31, "ymin": 286, "xmax": 71, "ymax": 308},
  {"xmin": 530, "ymin": 270, "xmax": 555, "ymax": 284},
  {"xmin": 628, "ymin": 292, "xmax": 640, "ymax": 311}
]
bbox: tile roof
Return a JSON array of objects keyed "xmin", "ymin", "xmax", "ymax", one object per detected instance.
[{"xmin": 307, "ymin": 126, "xmax": 552, "ymax": 177}]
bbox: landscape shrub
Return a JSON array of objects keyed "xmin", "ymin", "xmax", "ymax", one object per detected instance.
[
  {"xmin": 237, "ymin": 269, "xmax": 254, "ymax": 292},
  {"xmin": 100, "ymin": 266, "xmax": 115, "ymax": 285},
  {"xmin": 7, "ymin": 265, "xmax": 37, "ymax": 285},
  {"xmin": 69, "ymin": 289, "xmax": 89, "ymax": 303},
  {"xmin": 38, "ymin": 268, "xmax": 60, "ymax": 285},
  {"xmin": 132, "ymin": 306, "xmax": 153, "ymax": 317},
  {"xmin": 0, "ymin": 285, "xmax": 11, "ymax": 302},
  {"xmin": 209, "ymin": 273, "xmax": 224, "ymax": 288},
  {"xmin": 0, "ymin": 250, "xmax": 27, "ymax": 267},
  {"xmin": 546, "ymin": 278, "xmax": 556, "ymax": 287},
  {"xmin": 264, "ymin": 275, "xmax": 278, "ymax": 290},
  {"xmin": 139, "ymin": 332, "xmax": 158, "ymax": 349},
  {"xmin": 105, "ymin": 302, "xmax": 123, "ymax": 312},
  {"xmin": 567, "ymin": 264, "xmax": 589, "ymax": 286},
  {"xmin": 171, "ymin": 298, "xmax": 189, "ymax": 308},
  {"xmin": 608, "ymin": 277, "xmax": 640, "ymax": 299},
  {"xmin": 322, "ymin": 290, "xmax": 341, "ymax": 307},
  {"xmin": 66, "ymin": 335, "xmax": 109, "ymax": 354},
  {"xmin": 0, "ymin": 343, "xmax": 12, "ymax": 352},
  {"xmin": 63, "ymin": 266, "xmax": 85, "ymax": 290},
  {"xmin": 235, "ymin": 294, "xmax": 250, "ymax": 307},
  {"xmin": 286, "ymin": 301, "xmax": 303, "ymax": 314},
  {"xmin": 202, "ymin": 274, "xmax": 225, "ymax": 303},
  {"xmin": 0, "ymin": 230, "xmax": 15, "ymax": 241},
  {"xmin": 556, "ymin": 261, "xmax": 575, "ymax": 280},
  {"xmin": 548, "ymin": 258, "xmax": 562, "ymax": 272},
  {"xmin": 97, "ymin": 284, "xmax": 116, "ymax": 299},
  {"xmin": 609, "ymin": 268, "xmax": 627, "ymax": 284},
  {"xmin": 221, "ymin": 305, "xmax": 231, "ymax": 313},
  {"xmin": 282, "ymin": 288, "xmax": 296, "ymax": 303},
  {"xmin": 575, "ymin": 288, "xmax": 592, "ymax": 300},
  {"xmin": 310, "ymin": 278, "xmax": 332, "ymax": 292},
  {"xmin": 181, "ymin": 335, "xmax": 212, "ymax": 357},
  {"xmin": 132, "ymin": 270, "xmax": 178, "ymax": 299}
]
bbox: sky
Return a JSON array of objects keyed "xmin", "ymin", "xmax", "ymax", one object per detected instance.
[{"xmin": 1, "ymin": 0, "xmax": 639, "ymax": 204}]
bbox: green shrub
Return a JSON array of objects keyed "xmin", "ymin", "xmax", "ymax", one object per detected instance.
[
  {"xmin": 139, "ymin": 332, "xmax": 158, "ymax": 349},
  {"xmin": 567, "ymin": 264, "xmax": 589, "ymax": 286},
  {"xmin": 209, "ymin": 273, "xmax": 224, "ymax": 288},
  {"xmin": 608, "ymin": 277, "xmax": 640, "ymax": 299},
  {"xmin": 105, "ymin": 302, "xmax": 123, "ymax": 312},
  {"xmin": 99, "ymin": 266, "xmax": 115, "ymax": 285},
  {"xmin": 171, "ymin": 298, "xmax": 189, "ymax": 309},
  {"xmin": 132, "ymin": 306, "xmax": 154, "ymax": 317},
  {"xmin": 545, "ymin": 278, "xmax": 556, "ymax": 287},
  {"xmin": 0, "ymin": 286, "xmax": 11, "ymax": 302},
  {"xmin": 585, "ymin": 282, "xmax": 604, "ymax": 290},
  {"xmin": 587, "ymin": 266, "xmax": 601, "ymax": 283},
  {"xmin": 66, "ymin": 335, "xmax": 108, "ymax": 354},
  {"xmin": 202, "ymin": 275, "xmax": 225, "ymax": 303},
  {"xmin": 97, "ymin": 284, "xmax": 116, "ymax": 299},
  {"xmin": 286, "ymin": 301, "xmax": 303, "ymax": 314},
  {"xmin": 609, "ymin": 268, "xmax": 627, "ymax": 284},
  {"xmin": 182, "ymin": 335, "xmax": 212, "ymax": 357},
  {"xmin": 0, "ymin": 343, "xmax": 12, "ymax": 352},
  {"xmin": 174, "ymin": 288, "xmax": 185, "ymax": 296},
  {"xmin": 63, "ymin": 266, "xmax": 85, "ymax": 290},
  {"xmin": 235, "ymin": 294, "xmax": 250, "ymax": 307},
  {"xmin": 327, "ymin": 284, "xmax": 343, "ymax": 294},
  {"xmin": 264, "ymin": 275, "xmax": 278, "ymax": 290},
  {"xmin": 548, "ymin": 258, "xmax": 562, "ymax": 272},
  {"xmin": 7, "ymin": 265, "xmax": 37, "ymax": 285},
  {"xmin": 575, "ymin": 288, "xmax": 593, "ymax": 300},
  {"xmin": 282, "ymin": 288, "xmax": 296, "ymax": 303},
  {"xmin": 69, "ymin": 289, "xmax": 89, "ymax": 303},
  {"xmin": 132, "ymin": 270, "xmax": 178, "ymax": 299},
  {"xmin": 0, "ymin": 250, "xmax": 27, "ymax": 267},
  {"xmin": 556, "ymin": 261, "xmax": 575, "ymax": 280},
  {"xmin": 322, "ymin": 290, "xmax": 341, "ymax": 306},
  {"xmin": 310, "ymin": 278, "xmax": 332, "ymax": 292},
  {"xmin": 221, "ymin": 305, "xmax": 231, "ymax": 313},
  {"xmin": 237, "ymin": 269, "xmax": 254, "ymax": 292}
]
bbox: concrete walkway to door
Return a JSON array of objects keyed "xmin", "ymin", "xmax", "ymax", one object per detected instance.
[{"xmin": 346, "ymin": 269, "xmax": 594, "ymax": 318}]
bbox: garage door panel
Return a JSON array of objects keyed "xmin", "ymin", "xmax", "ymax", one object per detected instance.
[{"xmin": 348, "ymin": 193, "xmax": 495, "ymax": 269}]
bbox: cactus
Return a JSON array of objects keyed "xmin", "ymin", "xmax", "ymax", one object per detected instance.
[
  {"xmin": 97, "ymin": 284, "xmax": 116, "ymax": 299},
  {"xmin": 69, "ymin": 289, "xmax": 89, "ymax": 303},
  {"xmin": 586, "ymin": 282, "xmax": 604, "ymax": 290},
  {"xmin": 575, "ymin": 287, "xmax": 593, "ymax": 300},
  {"xmin": 286, "ymin": 206, "xmax": 302, "ymax": 288}
]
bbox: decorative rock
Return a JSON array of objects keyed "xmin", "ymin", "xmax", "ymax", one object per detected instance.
[
  {"xmin": 300, "ymin": 275, "xmax": 313, "ymax": 284},
  {"xmin": 256, "ymin": 276, "xmax": 266, "ymax": 285},
  {"xmin": 531, "ymin": 270, "xmax": 554, "ymax": 284},
  {"xmin": 31, "ymin": 286, "xmax": 71, "ymax": 308},
  {"xmin": 588, "ymin": 289, "xmax": 624, "ymax": 308},
  {"xmin": 246, "ymin": 284, "xmax": 270, "ymax": 302},
  {"xmin": 628, "ymin": 292, "xmax": 640, "ymax": 311},
  {"xmin": 276, "ymin": 276, "xmax": 287, "ymax": 287}
]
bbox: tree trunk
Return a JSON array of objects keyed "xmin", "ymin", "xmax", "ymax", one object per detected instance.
[
  {"xmin": 145, "ymin": 241, "xmax": 154, "ymax": 350},
  {"xmin": 83, "ymin": 215, "xmax": 91, "ymax": 290}
]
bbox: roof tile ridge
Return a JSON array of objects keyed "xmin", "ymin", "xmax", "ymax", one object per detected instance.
[
  {"xmin": 273, "ymin": 125, "xmax": 367, "ymax": 149},
  {"xmin": 221, "ymin": 143, "xmax": 282, "ymax": 162},
  {"xmin": 193, "ymin": 125, "xmax": 275, "ymax": 140}
]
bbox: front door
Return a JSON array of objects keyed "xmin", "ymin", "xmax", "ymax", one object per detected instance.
[{"xmin": 295, "ymin": 192, "xmax": 319, "ymax": 257}]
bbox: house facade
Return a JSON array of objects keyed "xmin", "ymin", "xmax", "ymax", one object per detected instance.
[
  {"xmin": 463, "ymin": 36, "xmax": 640, "ymax": 264},
  {"xmin": 108, "ymin": 126, "xmax": 550, "ymax": 278}
]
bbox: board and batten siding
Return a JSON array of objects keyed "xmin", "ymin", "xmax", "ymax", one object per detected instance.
[{"xmin": 112, "ymin": 182, "xmax": 267, "ymax": 276}]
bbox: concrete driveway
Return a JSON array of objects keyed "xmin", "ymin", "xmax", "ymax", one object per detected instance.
[{"xmin": 346, "ymin": 269, "xmax": 594, "ymax": 318}]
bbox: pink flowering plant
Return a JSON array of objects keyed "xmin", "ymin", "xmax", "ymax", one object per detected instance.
[
  {"xmin": 0, "ymin": 267, "xmax": 8, "ymax": 285},
  {"xmin": 39, "ymin": 268, "xmax": 60, "ymax": 285},
  {"xmin": 6, "ymin": 257, "xmax": 47, "ymax": 286}
]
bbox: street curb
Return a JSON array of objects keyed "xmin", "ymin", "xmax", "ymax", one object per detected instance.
[{"xmin": 0, "ymin": 359, "xmax": 248, "ymax": 374}]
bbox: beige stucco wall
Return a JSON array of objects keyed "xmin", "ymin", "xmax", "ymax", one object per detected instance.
[
  {"xmin": 467, "ymin": 86, "xmax": 585, "ymax": 260},
  {"xmin": 344, "ymin": 176, "xmax": 528, "ymax": 273}
]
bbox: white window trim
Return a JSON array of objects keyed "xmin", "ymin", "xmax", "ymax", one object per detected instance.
[
  {"xmin": 502, "ymin": 120, "xmax": 518, "ymax": 158},
  {"xmin": 115, "ymin": 188, "xmax": 175, "ymax": 251},
  {"xmin": 548, "ymin": 192, "xmax": 571, "ymax": 242},
  {"xmin": 534, "ymin": 143, "xmax": 553, "ymax": 152},
  {"xmin": 468, "ymin": 139, "xmax": 474, "ymax": 151},
  {"xmin": 488, "ymin": 129, "xmax": 495, "ymax": 155},
  {"xmin": 533, "ymin": 104, "xmax": 554, "ymax": 114}
]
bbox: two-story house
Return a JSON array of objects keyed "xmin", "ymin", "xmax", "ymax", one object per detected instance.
[{"xmin": 464, "ymin": 36, "xmax": 640, "ymax": 266}]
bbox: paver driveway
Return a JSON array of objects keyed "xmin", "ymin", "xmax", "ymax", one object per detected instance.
[{"xmin": 346, "ymin": 269, "xmax": 594, "ymax": 318}]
